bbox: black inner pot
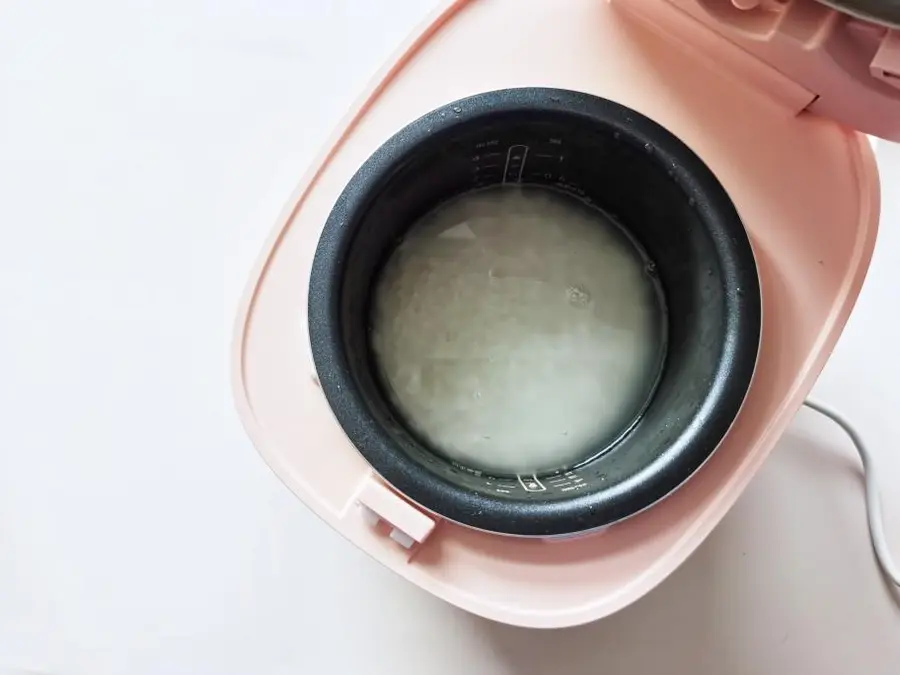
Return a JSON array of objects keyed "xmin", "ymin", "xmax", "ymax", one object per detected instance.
[{"xmin": 309, "ymin": 88, "xmax": 760, "ymax": 537}]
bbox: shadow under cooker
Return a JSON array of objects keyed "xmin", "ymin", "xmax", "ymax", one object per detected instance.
[{"xmin": 308, "ymin": 88, "xmax": 760, "ymax": 537}]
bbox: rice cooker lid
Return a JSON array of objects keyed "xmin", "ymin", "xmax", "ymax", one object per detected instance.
[
  {"xmin": 642, "ymin": 0, "xmax": 900, "ymax": 141},
  {"xmin": 817, "ymin": 0, "xmax": 900, "ymax": 27}
]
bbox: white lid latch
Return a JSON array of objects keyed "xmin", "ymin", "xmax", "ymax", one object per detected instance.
[{"xmin": 355, "ymin": 478, "xmax": 436, "ymax": 550}]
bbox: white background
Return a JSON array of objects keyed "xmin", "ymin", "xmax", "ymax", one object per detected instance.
[{"xmin": 1, "ymin": 1, "xmax": 898, "ymax": 673}]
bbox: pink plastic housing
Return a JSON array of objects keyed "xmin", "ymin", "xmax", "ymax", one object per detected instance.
[{"xmin": 232, "ymin": 0, "xmax": 879, "ymax": 627}]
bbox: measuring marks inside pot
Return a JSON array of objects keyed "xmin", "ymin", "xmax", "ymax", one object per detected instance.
[{"xmin": 472, "ymin": 137, "xmax": 581, "ymax": 193}]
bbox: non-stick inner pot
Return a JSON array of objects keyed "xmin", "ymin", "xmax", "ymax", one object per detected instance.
[{"xmin": 309, "ymin": 88, "xmax": 760, "ymax": 536}]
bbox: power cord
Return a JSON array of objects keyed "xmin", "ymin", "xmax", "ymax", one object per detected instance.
[{"xmin": 803, "ymin": 398, "xmax": 900, "ymax": 586}]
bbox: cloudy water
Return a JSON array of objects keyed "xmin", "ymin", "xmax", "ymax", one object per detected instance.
[{"xmin": 370, "ymin": 185, "xmax": 666, "ymax": 476}]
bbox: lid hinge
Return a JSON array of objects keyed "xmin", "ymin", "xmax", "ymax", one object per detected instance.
[
  {"xmin": 871, "ymin": 28, "xmax": 900, "ymax": 89},
  {"xmin": 616, "ymin": 0, "xmax": 900, "ymax": 141}
]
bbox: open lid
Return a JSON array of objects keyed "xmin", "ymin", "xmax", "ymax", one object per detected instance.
[
  {"xmin": 819, "ymin": 0, "xmax": 900, "ymax": 28},
  {"xmin": 636, "ymin": 0, "xmax": 900, "ymax": 140}
]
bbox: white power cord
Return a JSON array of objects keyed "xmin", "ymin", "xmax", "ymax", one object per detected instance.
[{"xmin": 803, "ymin": 398, "xmax": 900, "ymax": 586}]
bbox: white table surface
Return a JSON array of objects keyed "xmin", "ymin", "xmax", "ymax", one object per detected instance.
[{"xmin": 1, "ymin": 1, "xmax": 898, "ymax": 673}]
